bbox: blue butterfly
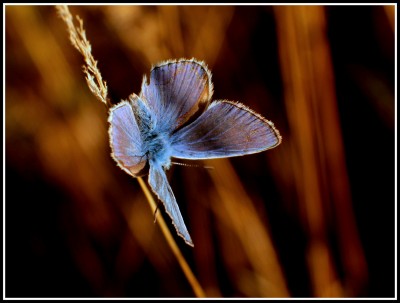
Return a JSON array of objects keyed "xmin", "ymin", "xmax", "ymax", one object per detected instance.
[{"xmin": 108, "ymin": 58, "xmax": 281, "ymax": 246}]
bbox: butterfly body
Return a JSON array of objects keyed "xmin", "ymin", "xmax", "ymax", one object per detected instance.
[
  {"xmin": 133, "ymin": 97, "xmax": 173, "ymax": 171},
  {"xmin": 108, "ymin": 58, "xmax": 282, "ymax": 246}
]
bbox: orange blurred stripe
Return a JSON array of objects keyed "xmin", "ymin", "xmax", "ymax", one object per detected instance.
[{"xmin": 275, "ymin": 5, "xmax": 367, "ymax": 296}]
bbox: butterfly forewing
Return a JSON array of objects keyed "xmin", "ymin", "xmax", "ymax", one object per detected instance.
[
  {"xmin": 171, "ymin": 100, "xmax": 282, "ymax": 160},
  {"xmin": 108, "ymin": 100, "xmax": 147, "ymax": 176},
  {"xmin": 140, "ymin": 59, "xmax": 213, "ymax": 132}
]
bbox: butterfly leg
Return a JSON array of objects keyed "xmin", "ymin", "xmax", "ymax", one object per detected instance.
[{"xmin": 153, "ymin": 199, "xmax": 162, "ymax": 223}]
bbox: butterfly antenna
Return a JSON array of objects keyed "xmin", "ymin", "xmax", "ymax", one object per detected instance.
[{"xmin": 171, "ymin": 161, "xmax": 214, "ymax": 170}]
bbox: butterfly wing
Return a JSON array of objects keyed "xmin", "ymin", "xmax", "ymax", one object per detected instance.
[
  {"xmin": 140, "ymin": 59, "xmax": 213, "ymax": 132},
  {"xmin": 108, "ymin": 100, "xmax": 147, "ymax": 176},
  {"xmin": 171, "ymin": 100, "xmax": 282, "ymax": 159},
  {"xmin": 110, "ymin": 97, "xmax": 193, "ymax": 245},
  {"xmin": 148, "ymin": 161, "xmax": 193, "ymax": 246}
]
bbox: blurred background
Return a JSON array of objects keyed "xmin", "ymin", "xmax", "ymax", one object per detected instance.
[{"xmin": 5, "ymin": 5, "xmax": 395, "ymax": 298}]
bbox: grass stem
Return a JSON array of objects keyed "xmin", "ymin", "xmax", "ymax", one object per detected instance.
[{"xmin": 137, "ymin": 177, "xmax": 206, "ymax": 298}]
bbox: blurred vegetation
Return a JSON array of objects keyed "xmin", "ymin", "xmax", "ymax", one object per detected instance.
[{"xmin": 5, "ymin": 5, "xmax": 395, "ymax": 298}]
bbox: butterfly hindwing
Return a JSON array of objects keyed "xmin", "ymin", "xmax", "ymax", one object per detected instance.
[
  {"xmin": 148, "ymin": 162, "xmax": 193, "ymax": 246},
  {"xmin": 171, "ymin": 100, "xmax": 282, "ymax": 160}
]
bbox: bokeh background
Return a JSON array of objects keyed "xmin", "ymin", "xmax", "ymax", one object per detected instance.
[{"xmin": 5, "ymin": 5, "xmax": 395, "ymax": 298}]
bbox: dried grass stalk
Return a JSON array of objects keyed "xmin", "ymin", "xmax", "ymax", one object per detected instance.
[{"xmin": 56, "ymin": 5, "xmax": 111, "ymax": 107}]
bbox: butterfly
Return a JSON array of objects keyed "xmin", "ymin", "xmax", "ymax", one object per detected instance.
[{"xmin": 108, "ymin": 58, "xmax": 282, "ymax": 246}]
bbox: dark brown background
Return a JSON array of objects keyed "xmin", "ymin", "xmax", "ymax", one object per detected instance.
[{"xmin": 5, "ymin": 5, "xmax": 395, "ymax": 298}]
